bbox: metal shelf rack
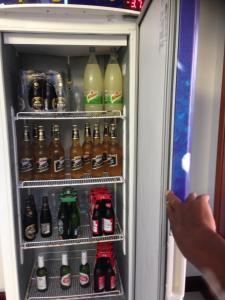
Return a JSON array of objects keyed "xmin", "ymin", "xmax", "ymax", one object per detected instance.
[
  {"xmin": 22, "ymin": 222, "xmax": 124, "ymax": 250},
  {"xmin": 19, "ymin": 176, "xmax": 124, "ymax": 189},
  {"xmin": 15, "ymin": 110, "xmax": 125, "ymax": 120},
  {"xmin": 25, "ymin": 249, "xmax": 124, "ymax": 300}
]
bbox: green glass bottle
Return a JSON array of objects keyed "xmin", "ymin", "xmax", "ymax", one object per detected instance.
[
  {"xmin": 60, "ymin": 253, "xmax": 71, "ymax": 290},
  {"xmin": 69, "ymin": 201, "xmax": 80, "ymax": 239},
  {"xmin": 36, "ymin": 255, "xmax": 48, "ymax": 292},
  {"xmin": 79, "ymin": 250, "xmax": 90, "ymax": 288}
]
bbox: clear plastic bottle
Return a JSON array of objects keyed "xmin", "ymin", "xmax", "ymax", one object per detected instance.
[
  {"xmin": 104, "ymin": 49, "xmax": 123, "ymax": 112},
  {"xmin": 83, "ymin": 47, "xmax": 103, "ymax": 111}
]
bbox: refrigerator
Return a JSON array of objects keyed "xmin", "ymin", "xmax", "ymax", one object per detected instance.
[{"xmin": 0, "ymin": 0, "xmax": 199, "ymax": 299}]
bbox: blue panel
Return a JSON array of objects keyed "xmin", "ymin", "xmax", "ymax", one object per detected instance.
[{"xmin": 171, "ymin": 0, "xmax": 199, "ymax": 201}]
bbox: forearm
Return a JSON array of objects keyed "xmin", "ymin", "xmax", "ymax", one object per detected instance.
[{"xmin": 187, "ymin": 227, "xmax": 225, "ymax": 290}]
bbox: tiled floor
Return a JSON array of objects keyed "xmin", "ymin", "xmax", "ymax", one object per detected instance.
[{"xmin": 184, "ymin": 292, "xmax": 205, "ymax": 300}]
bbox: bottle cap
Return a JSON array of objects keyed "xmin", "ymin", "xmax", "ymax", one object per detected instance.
[
  {"xmin": 62, "ymin": 253, "xmax": 68, "ymax": 266},
  {"xmin": 38, "ymin": 255, "xmax": 44, "ymax": 268},
  {"xmin": 81, "ymin": 250, "xmax": 87, "ymax": 265}
]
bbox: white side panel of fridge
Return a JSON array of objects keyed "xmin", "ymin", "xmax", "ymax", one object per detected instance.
[{"xmin": 135, "ymin": 0, "xmax": 180, "ymax": 299}]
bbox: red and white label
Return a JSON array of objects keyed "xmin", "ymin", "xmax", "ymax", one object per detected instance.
[
  {"xmin": 61, "ymin": 273, "xmax": 71, "ymax": 287},
  {"xmin": 98, "ymin": 275, "xmax": 105, "ymax": 291},
  {"xmin": 92, "ymin": 220, "xmax": 99, "ymax": 234},
  {"xmin": 103, "ymin": 218, "xmax": 113, "ymax": 233},
  {"xmin": 79, "ymin": 272, "xmax": 89, "ymax": 286},
  {"xmin": 110, "ymin": 275, "xmax": 117, "ymax": 290}
]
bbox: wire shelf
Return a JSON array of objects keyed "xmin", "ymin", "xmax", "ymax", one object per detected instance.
[
  {"xmin": 26, "ymin": 251, "xmax": 124, "ymax": 300},
  {"xmin": 15, "ymin": 111, "xmax": 125, "ymax": 120},
  {"xmin": 19, "ymin": 176, "xmax": 124, "ymax": 189},
  {"xmin": 22, "ymin": 222, "xmax": 124, "ymax": 250}
]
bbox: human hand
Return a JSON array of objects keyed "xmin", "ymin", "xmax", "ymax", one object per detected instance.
[{"xmin": 166, "ymin": 191, "xmax": 216, "ymax": 264}]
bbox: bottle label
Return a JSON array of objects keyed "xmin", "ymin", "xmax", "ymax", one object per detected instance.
[
  {"xmin": 84, "ymin": 90, "xmax": 102, "ymax": 105},
  {"xmin": 92, "ymin": 220, "xmax": 100, "ymax": 234},
  {"xmin": 83, "ymin": 154, "xmax": 91, "ymax": 165},
  {"xmin": 25, "ymin": 224, "xmax": 36, "ymax": 240},
  {"xmin": 103, "ymin": 152, "xmax": 108, "ymax": 162},
  {"xmin": 98, "ymin": 275, "xmax": 105, "ymax": 290},
  {"xmin": 54, "ymin": 156, "xmax": 65, "ymax": 173},
  {"xmin": 71, "ymin": 156, "xmax": 83, "ymax": 171},
  {"xmin": 37, "ymin": 276, "xmax": 47, "ymax": 290},
  {"xmin": 104, "ymin": 90, "xmax": 123, "ymax": 105},
  {"xmin": 108, "ymin": 154, "xmax": 118, "ymax": 167},
  {"xmin": 103, "ymin": 218, "xmax": 113, "ymax": 233},
  {"xmin": 92, "ymin": 155, "xmax": 104, "ymax": 170},
  {"xmin": 36, "ymin": 157, "xmax": 50, "ymax": 173},
  {"xmin": 32, "ymin": 97, "xmax": 44, "ymax": 111},
  {"xmin": 41, "ymin": 223, "xmax": 51, "ymax": 235},
  {"xmin": 110, "ymin": 275, "xmax": 117, "ymax": 290},
  {"xmin": 61, "ymin": 273, "xmax": 71, "ymax": 287},
  {"xmin": 20, "ymin": 157, "xmax": 33, "ymax": 173},
  {"xmin": 80, "ymin": 272, "xmax": 90, "ymax": 286},
  {"xmin": 58, "ymin": 219, "xmax": 64, "ymax": 235},
  {"xmin": 53, "ymin": 97, "xmax": 66, "ymax": 111}
]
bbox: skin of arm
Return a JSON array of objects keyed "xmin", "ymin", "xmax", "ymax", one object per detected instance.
[{"xmin": 166, "ymin": 192, "xmax": 225, "ymax": 297}]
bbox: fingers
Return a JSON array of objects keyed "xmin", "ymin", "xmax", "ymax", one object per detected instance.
[
  {"xmin": 166, "ymin": 191, "xmax": 181, "ymax": 210},
  {"xmin": 195, "ymin": 194, "xmax": 210, "ymax": 203},
  {"xmin": 186, "ymin": 193, "xmax": 197, "ymax": 202}
]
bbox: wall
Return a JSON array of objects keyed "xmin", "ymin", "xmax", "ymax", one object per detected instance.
[{"xmin": 187, "ymin": 0, "xmax": 225, "ymax": 276}]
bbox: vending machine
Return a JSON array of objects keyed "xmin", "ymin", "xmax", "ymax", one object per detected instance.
[{"xmin": 0, "ymin": 0, "xmax": 199, "ymax": 299}]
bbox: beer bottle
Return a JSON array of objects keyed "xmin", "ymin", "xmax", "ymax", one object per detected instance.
[
  {"xmin": 79, "ymin": 250, "xmax": 90, "ymax": 288},
  {"xmin": 108, "ymin": 123, "xmax": 122, "ymax": 176},
  {"xmin": 58, "ymin": 202, "xmax": 69, "ymax": 239},
  {"xmin": 32, "ymin": 124, "xmax": 38, "ymax": 154},
  {"xmin": 36, "ymin": 255, "xmax": 48, "ymax": 292},
  {"xmin": 23, "ymin": 197, "xmax": 36, "ymax": 241},
  {"xmin": 69, "ymin": 201, "xmax": 79, "ymax": 239},
  {"xmin": 29, "ymin": 194, "xmax": 38, "ymax": 234},
  {"xmin": 35, "ymin": 126, "xmax": 50, "ymax": 180},
  {"xmin": 105, "ymin": 259, "xmax": 116, "ymax": 291},
  {"xmin": 91, "ymin": 124, "xmax": 104, "ymax": 177},
  {"xmin": 40, "ymin": 196, "xmax": 52, "ymax": 238},
  {"xmin": 29, "ymin": 77, "xmax": 45, "ymax": 111},
  {"xmin": 102, "ymin": 197, "xmax": 115, "ymax": 235},
  {"xmin": 60, "ymin": 253, "xmax": 72, "ymax": 290},
  {"xmin": 49, "ymin": 124, "xmax": 65, "ymax": 180},
  {"xmin": 70, "ymin": 125, "xmax": 84, "ymax": 179},
  {"xmin": 94, "ymin": 258, "xmax": 105, "ymax": 293},
  {"xmin": 92, "ymin": 200, "xmax": 102, "ymax": 236},
  {"xmin": 102, "ymin": 122, "xmax": 110, "ymax": 174},
  {"xmin": 82, "ymin": 123, "xmax": 92, "ymax": 176},
  {"xmin": 19, "ymin": 125, "xmax": 34, "ymax": 181}
]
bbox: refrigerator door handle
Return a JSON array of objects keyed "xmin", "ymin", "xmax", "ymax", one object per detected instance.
[{"xmin": 166, "ymin": 233, "xmax": 187, "ymax": 300}]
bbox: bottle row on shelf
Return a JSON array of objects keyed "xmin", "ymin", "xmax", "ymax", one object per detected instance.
[
  {"xmin": 23, "ymin": 187, "xmax": 116, "ymax": 242},
  {"xmin": 36, "ymin": 243, "xmax": 117, "ymax": 294},
  {"xmin": 19, "ymin": 47, "xmax": 123, "ymax": 113},
  {"xmin": 19, "ymin": 122, "xmax": 123, "ymax": 182}
]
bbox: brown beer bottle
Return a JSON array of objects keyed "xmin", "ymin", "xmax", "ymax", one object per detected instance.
[
  {"xmin": 91, "ymin": 124, "xmax": 104, "ymax": 177},
  {"xmin": 19, "ymin": 125, "xmax": 34, "ymax": 181},
  {"xmin": 102, "ymin": 122, "xmax": 110, "ymax": 174},
  {"xmin": 70, "ymin": 125, "xmax": 84, "ymax": 179},
  {"xmin": 108, "ymin": 124, "xmax": 122, "ymax": 176},
  {"xmin": 35, "ymin": 126, "xmax": 50, "ymax": 180},
  {"xmin": 49, "ymin": 124, "xmax": 65, "ymax": 179},
  {"xmin": 82, "ymin": 123, "xmax": 92, "ymax": 176}
]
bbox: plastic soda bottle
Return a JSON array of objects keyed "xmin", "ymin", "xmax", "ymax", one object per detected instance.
[
  {"xmin": 104, "ymin": 48, "xmax": 123, "ymax": 112},
  {"xmin": 84, "ymin": 47, "xmax": 103, "ymax": 111}
]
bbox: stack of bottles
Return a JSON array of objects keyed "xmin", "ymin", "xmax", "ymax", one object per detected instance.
[
  {"xmin": 18, "ymin": 70, "xmax": 67, "ymax": 112},
  {"xmin": 89, "ymin": 188, "xmax": 115, "ymax": 236},
  {"xmin": 36, "ymin": 250, "xmax": 91, "ymax": 293},
  {"xmin": 18, "ymin": 122, "xmax": 122, "ymax": 181},
  {"xmin": 18, "ymin": 47, "xmax": 123, "ymax": 113},
  {"xmin": 57, "ymin": 188, "xmax": 81, "ymax": 240},
  {"xmin": 22, "ymin": 188, "xmax": 81, "ymax": 242},
  {"xmin": 94, "ymin": 243, "xmax": 117, "ymax": 293}
]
